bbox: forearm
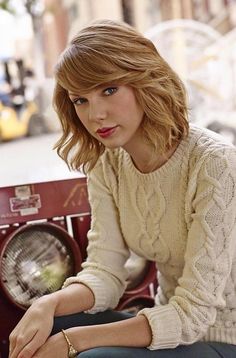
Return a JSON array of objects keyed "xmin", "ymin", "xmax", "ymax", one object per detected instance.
[
  {"xmin": 67, "ymin": 315, "xmax": 152, "ymax": 352},
  {"xmin": 37, "ymin": 283, "xmax": 95, "ymax": 317}
]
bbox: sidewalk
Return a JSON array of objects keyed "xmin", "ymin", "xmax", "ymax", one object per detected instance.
[{"xmin": 1, "ymin": 133, "xmax": 84, "ymax": 188}]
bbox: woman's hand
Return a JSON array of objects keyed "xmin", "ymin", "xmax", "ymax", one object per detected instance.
[
  {"xmin": 9, "ymin": 295, "xmax": 57, "ymax": 358},
  {"xmin": 32, "ymin": 331, "xmax": 68, "ymax": 358}
]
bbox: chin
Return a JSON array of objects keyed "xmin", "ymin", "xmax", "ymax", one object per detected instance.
[
  {"xmin": 100, "ymin": 137, "xmax": 124, "ymax": 150},
  {"xmin": 104, "ymin": 143, "xmax": 121, "ymax": 150}
]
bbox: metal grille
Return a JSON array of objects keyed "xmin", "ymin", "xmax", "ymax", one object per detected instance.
[{"xmin": 0, "ymin": 224, "xmax": 76, "ymax": 309}]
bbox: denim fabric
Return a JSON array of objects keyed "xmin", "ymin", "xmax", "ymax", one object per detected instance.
[{"xmin": 52, "ymin": 310, "xmax": 236, "ymax": 357}]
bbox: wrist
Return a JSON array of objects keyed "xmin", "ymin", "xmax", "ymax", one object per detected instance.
[
  {"xmin": 66, "ymin": 327, "xmax": 90, "ymax": 353},
  {"xmin": 31, "ymin": 293, "xmax": 58, "ymax": 314},
  {"xmin": 61, "ymin": 329, "xmax": 79, "ymax": 357}
]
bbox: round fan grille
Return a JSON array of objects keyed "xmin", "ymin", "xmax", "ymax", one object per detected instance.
[{"xmin": 0, "ymin": 223, "xmax": 81, "ymax": 309}]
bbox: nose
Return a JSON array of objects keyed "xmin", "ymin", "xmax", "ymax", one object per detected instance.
[{"xmin": 88, "ymin": 98, "xmax": 107, "ymax": 122}]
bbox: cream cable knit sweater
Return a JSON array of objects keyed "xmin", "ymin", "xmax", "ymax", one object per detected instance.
[{"xmin": 63, "ymin": 124, "xmax": 236, "ymax": 350}]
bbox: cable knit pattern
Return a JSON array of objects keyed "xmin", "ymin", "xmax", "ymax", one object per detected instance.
[{"xmin": 63, "ymin": 124, "xmax": 236, "ymax": 350}]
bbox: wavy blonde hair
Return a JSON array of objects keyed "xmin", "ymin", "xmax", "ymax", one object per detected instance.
[{"xmin": 53, "ymin": 19, "xmax": 189, "ymax": 172}]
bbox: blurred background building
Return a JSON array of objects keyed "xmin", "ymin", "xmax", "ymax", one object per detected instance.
[
  {"xmin": 0, "ymin": 0, "xmax": 236, "ymax": 184},
  {"xmin": 1, "ymin": 0, "xmax": 232, "ymax": 76},
  {"xmin": 42, "ymin": 0, "xmax": 236, "ymax": 76}
]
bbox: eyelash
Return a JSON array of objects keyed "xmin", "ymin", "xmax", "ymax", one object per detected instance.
[
  {"xmin": 72, "ymin": 87, "xmax": 118, "ymax": 106},
  {"xmin": 72, "ymin": 97, "xmax": 86, "ymax": 105},
  {"xmin": 104, "ymin": 87, "xmax": 118, "ymax": 96}
]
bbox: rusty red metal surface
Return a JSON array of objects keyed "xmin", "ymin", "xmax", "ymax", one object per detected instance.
[
  {"xmin": 0, "ymin": 178, "xmax": 91, "ymax": 358},
  {"xmin": 0, "ymin": 177, "xmax": 157, "ymax": 358},
  {"xmin": 0, "ymin": 178, "xmax": 90, "ymax": 226}
]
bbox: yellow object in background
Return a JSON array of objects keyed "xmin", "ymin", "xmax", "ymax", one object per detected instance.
[{"xmin": 0, "ymin": 101, "xmax": 46, "ymax": 141}]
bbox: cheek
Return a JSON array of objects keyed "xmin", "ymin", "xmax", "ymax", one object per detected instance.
[
  {"xmin": 74, "ymin": 107, "xmax": 82, "ymax": 119},
  {"xmin": 128, "ymin": 101, "xmax": 144, "ymax": 124},
  {"xmin": 75, "ymin": 108, "xmax": 86, "ymax": 125},
  {"xmin": 73, "ymin": 109, "xmax": 88, "ymax": 130},
  {"xmin": 75, "ymin": 113, "xmax": 96, "ymax": 137}
]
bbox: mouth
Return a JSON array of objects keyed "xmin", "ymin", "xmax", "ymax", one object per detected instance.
[{"xmin": 96, "ymin": 126, "xmax": 118, "ymax": 138}]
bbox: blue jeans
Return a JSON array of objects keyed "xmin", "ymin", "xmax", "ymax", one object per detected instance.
[{"xmin": 52, "ymin": 310, "xmax": 236, "ymax": 357}]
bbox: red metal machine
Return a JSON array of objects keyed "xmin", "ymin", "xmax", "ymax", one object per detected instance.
[{"xmin": 0, "ymin": 178, "xmax": 157, "ymax": 358}]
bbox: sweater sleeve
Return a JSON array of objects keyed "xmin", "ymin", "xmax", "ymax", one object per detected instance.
[
  {"xmin": 63, "ymin": 161, "xmax": 130, "ymax": 313},
  {"xmin": 138, "ymin": 147, "xmax": 236, "ymax": 349}
]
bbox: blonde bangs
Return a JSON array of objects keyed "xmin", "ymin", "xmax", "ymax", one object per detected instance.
[{"xmin": 54, "ymin": 45, "xmax": 130, "ymax": 94}]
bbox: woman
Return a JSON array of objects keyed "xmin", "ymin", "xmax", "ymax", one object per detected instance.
[{"xmin": 9, "ymin": 19, "xmax": 236, "ymax": 358}]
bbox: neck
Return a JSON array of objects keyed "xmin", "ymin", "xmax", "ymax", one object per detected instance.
[{"xmin": 125, "ymin": 142, "xmax": 179, "ymax": 174}]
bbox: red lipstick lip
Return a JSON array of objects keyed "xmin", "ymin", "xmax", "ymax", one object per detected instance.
[
  {"xmin": 96, "ymin": 126, "xmax": 118, "ymax": 138},
  {"xmin": 97, "ymin": 126, "xmax": 115, "ymax": 133}
]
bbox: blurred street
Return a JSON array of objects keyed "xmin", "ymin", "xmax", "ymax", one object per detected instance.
[
  {"xmin": 0, "ymin": 133, "xmax": 84, "ymax": 188},
  {"xmin": 0, "ymin": 0, "xmax": 236, "ymax": 187}
]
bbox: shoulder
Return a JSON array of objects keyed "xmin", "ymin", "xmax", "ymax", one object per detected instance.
[
  {"xmin": 184, "ymin": 126, "xmax": 236, "ymax": 223},
  {"xmin": 183, "ymin": 124, "xmax": 236, "ymax": 198},
  {"xmin": 100, "ymin": 148, "xmax": 123, "ymax": 169},
  {"xmin": 187, "ymin": 123, "xmax": 236, "ymax": 169},
  {"xmin": 93, "ymin": 148, "xmax": 125, "ymax": 175},
  {"xmin": 189, "ymin": 123, "xmax": 234, "ymax": 151},
  {"xmin": 87, "ymin": 148, "xmax": 125, "ymax": 190}
]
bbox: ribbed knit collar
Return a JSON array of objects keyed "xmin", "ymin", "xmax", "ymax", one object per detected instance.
[{"xmin": 122, "ymin": 124, "xmax": 202, "ymax": 181}]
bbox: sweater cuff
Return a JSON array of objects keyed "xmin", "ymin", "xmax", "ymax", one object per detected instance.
[
  {"xmin": 62, "ymin": 273, "xmax": 116, "ymax": 313},
  {"xmin": 137, "ymin": 305, "xmax": 182, "ymax": 350}
]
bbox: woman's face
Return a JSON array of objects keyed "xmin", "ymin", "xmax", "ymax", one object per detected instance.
[{"xmin": 68, "ymin": 84, "xmax": 144, "ymax": 152}]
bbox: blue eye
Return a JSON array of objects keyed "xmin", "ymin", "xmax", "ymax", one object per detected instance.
[
  {"xmin": 104, "ymin": 87, "xmax": 118, "ymax": 96},
  {"xmin": 72, "ymin": 97, "xmax": 87, "ymax": 105}
]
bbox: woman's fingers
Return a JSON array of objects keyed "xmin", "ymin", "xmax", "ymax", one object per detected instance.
[
  {"xmin": 9, "ymin": 318, "xmax": 53, "ymax": 358},
  {"xmin": 9, "ymin": 297, "xmax": 55, "ymax": 357},
  {"xmin": 9, "ymin": 329, "xmax": 49, "ymax": 358},
  {"xmin": 9, "ymin": 330, "xmax": 37, "ymax": 358},
  {"xmin": 31, "ymin": 332, "xmax": 69, "ymax": 358}
]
